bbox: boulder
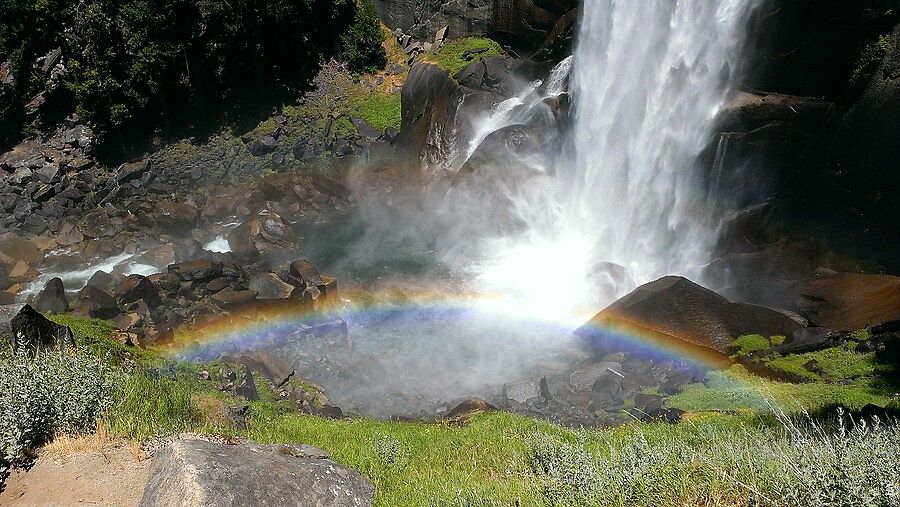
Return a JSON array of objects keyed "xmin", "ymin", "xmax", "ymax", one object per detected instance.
[
  {"xmin": 115, "ymin": 274, "xmax": 161, "ymax": 308},
  {"xmin": 32, "ymin": 277, "xmax": 69, "ymax": 314},
  {"xmin": 0, "ymin": 233, "xmax": 42, "ymax": 263},
  {"xmin": 249, "ymin": 136, "xmax": 278, "ymax": 156},
  {"xmin": 503, "ymin": 376, "xmax": 550, "ymax": 404},
  {"xmin": 794, "ymin": 273, "xmax": 900, "ymax": 331},
  {"xmin": 289, "ymin": 258, "xmax": 325, "ymax": 288},
  {"xmin": 227, "ymin": 210, "xmax": 302, "ymax": 257},
  {"xmin": 10, "ymin": 304, "xmax": 75, "ymax": 356},
  {"xmin": 168, "ymin": 259, "xmax": 223, "ymax": 282},
  {"xmin": 211, "ymin": 288, "xmax": 258, "ymax": 308},
  {"xmin": 577, "ymin": 276, "xmax": 804, "ymax": 356},
  {"xmin": 154, "ymin": 200, "xmax": 200, "ymax": 233},
  {"xmin": 116, "ymin": 160, "xmax": 150, "ymax": 184},
  {"xmin": 458, "ymin": 123, "xmax": 557, "ymax": 180},
  {"xmin": 444, "ymin": 396, "xmax": 496, "ymax": 422},
  {"xmin": 139, "ymin": 435, "xmax": 374, "ymax": 507},
  {"xmin": 249, "ymin": 273, "xmax": 296, "ymax": 300},
  {"xmin": 396, "ymin": 62, "xmax": 465, "ymax": 178},
  {"xmin": 219, "ymin": 351, "xmax": 295, "ymax": 386},
  {"xmin": 74, "ymin": 285, "xmax": 120, "ymax": 319}
]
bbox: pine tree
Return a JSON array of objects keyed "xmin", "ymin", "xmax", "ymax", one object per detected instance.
[{"xmin": 342, "ymin": 0, "xmax": 387, "ymax": 73}]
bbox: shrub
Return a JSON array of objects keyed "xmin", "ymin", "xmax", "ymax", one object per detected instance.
[
  {"xmin": 850, "ymin": 34, "xmax": 893, "ymax": 90},
  {"xmin": 0, "ymin": 349, "xmax": 117, "ymax": 468},
  {"xmin": 342, "ymin": 0, "xmax": 387, "ymax": 73},
  {"xmin": 425, "ymin": 37, "xmax": 502, "ymax": 75}
]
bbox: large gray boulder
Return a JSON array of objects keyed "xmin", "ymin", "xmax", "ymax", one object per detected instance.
[
  {"xmin": 139, "ymin": 436, "xmax": 374, "ymax": 507},
  {"xmin": 577, "ymin": 276, "xmax": 804, "ymax": 356}
]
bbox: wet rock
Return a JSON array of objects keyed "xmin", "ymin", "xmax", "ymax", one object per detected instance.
[
  {"xmin": 249, "ymin": 273, "xmax": 296, "ymax": 300},
  {"xmin": 10, "ymin": 304, "xmax": 75, "ymax": 356},
  {"xmin": 115, "ymin": 274, "xmax": 161, "ymax": 308},
  {"xmin": 444, "ymin": 396, "xmax": 497, "ymax": 422},
  {"xmin": 504, "ymin": 376, "xmax": 550, "ymax": 404},
  {"xmin": 578, "ymin": 276, "xmax": 803, "ymax": 356},
  {"xmin": 32, "ymin": 277, "xmax": 69, "ymax": 314},
  {"xmin": 154, "ymin": 200, "xmax": 200, "ymax": 233},
  {"xmin": 85, "ymin": 270, "xmax": 117, "ymax": 291},
  {"xmin": 227, "ymin": 210, "xmax": 302, "ymax": 257},
  {"xmin": 211, "ymin": 287, "xmax": 258, "ymax": 307},
  {"xmin": 569, "ymin": 362, "xmax": 622, "ymax": 394},
  {"xmin": 289, "ymin": 258, "xmax": 324, "ymax": 287},
  {"xmin": 219, "ymin": 351, "xmax": 294, "ymax": 387},
  {"xmin": 74, "ymin": 284, "xmax": 120, "ymax": 319},
  {"xmin": 168, "ymin": 259, "xmax": 223, "ymax": 282},
  {"xmin": 0, "ymin": 233, "xmax": 42, "ymax": 263},
  {"xmin": 139, "ymin": 435, "xmax": 374, "ymax": 507}
]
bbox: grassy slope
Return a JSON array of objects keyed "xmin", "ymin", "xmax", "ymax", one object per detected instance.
[
  {"xmin": 22, "ymin": 315, "xmax": 900, "ymax": 506},
  {"xmin": 423, "ymin": 37, "xmax": 503, "ymax": 75}
]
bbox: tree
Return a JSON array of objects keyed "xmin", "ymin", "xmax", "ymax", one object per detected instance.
[{"xmin": 341, "ymin": 0, "xmax": 386, "ymax": 73}]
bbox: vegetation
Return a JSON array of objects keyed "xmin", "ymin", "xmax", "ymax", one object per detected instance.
[
  {"xmin": 0, "ymin": 0, "xmax": 356, "ymax": 150},
  {"xmin": 4, "ymin": 316, "xmax": 900, "ymax": 506},
  {"xmin": 850, "ymin": 34, "xmax": 894, "ymax": 90},
  {"xmin": 765, "ymin": 346, "xmax": 880, "ymax": 383},
  {"xmin": 342, "ymin": 0, "xmax": 388, "ymax": 73},
  {"xmin": 425, "ymin": 37, "xmax": 502, "ymax": 75},
  {"xmin": 351, "ymin": 90, "xmax": 401, "ymax": 130},
  {"xmin": 730, "ymin": 333, "xmax": 771, "ymax": 357}
]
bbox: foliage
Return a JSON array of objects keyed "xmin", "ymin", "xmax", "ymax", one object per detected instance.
[
  {"xmin": 0, "ymin": 349, "xmax": 118, "ymax": 468},
  {"xmin": 0, "ymin": 0, "xmax": 355, "ymax": 149},
  {"xmin": 49, "ymin": 314, "xmax": 161, "ymax": 366},
  {"xmin": 424, "ymin": 37, "xmax": 502, "ymax": 75},
  {"xmin": 341, "ymin": 0, "xmax": 387, "ymax": 73},
  {"xmin": 351, "ymin": 90, "xmax": 401, "ymax": 130},
  {"xmin": 731, "ymin": 333, "xmax": 771, "ymax": 357},
  {"xmin": 850, "ymin": 34, "xmax": 894, "ymax": 90}
]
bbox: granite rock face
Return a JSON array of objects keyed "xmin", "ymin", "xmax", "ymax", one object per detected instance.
[{"xmin": 139, "ymin": 435, "xmax": 374, "ymax": 507}]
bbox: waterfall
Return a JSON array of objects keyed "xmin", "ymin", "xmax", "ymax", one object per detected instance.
[{"xmin": 470, "ymin": 0, "xmax": 760, "ymax": 323}]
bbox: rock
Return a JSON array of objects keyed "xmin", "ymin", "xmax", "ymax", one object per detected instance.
[
  {"xmin": 219, "ymin": 351, "xmax": 295, "ymax": 386},
  {"xmin": 116, "ymin": 160, "xmax": 150, "ymax": 184},
  {"xmin": 444, "ymin": 396, "xmax": 496, "ymax": 422},
  {"xmin": 168, "ymin": 259, "xmax": 223, "ymax": 282},
  {"xmin": 249, "ymin": 273, "xmax": 295, "ymax": 300},
  {"xmin": 350, "ymin": 117, "xmax": 381, "ymax": 139},
  {"xmin": 289, "ymin": 258, "xmax": 325, "ymax": 288},
  {"xmin": 154, "ymin": 200, "xmax": 200, "ymax": 233},
  {"xmin": 458, "ymin": 123, "xmax": 557, "ymax": 181},
  {"xmin": 503, "ymin": 376, "xmax": 550, "ymax": 404},
  {"xmin": 86, "ymin": 270, "xmax": 117, "ymax": 291},
  {"xmin": 10, "ymin": 304, "xmax": 75, "ymax": 356},
  {"xmin": 116, "ymin": 275, "xmax": 161, "ymax": 308},
  {"xmin": 0, "ymin": 233, "xmax": 42, "ymax": 263},
  {"xmin": 139, "ymin": 435, "xmax": 374, "ymax": 507},
  {"xmin": 633, "ymin": 393, "xmax": 664, "ymax": 415},
  {"xmin": 32, "ymin": 277, "xmax": 69, "ymax": 314},
  {"xmin": 74, "ymin": 285, "xmax": 120, "ymax": 319},
  {"xmin": 577, "ymin": 276, "xmax": 804, "ymax": 356},
  {"xmin": 249, "ymin": 136, "xmax": 278, "ymax": 156},
  {"xmin": 569, "ymin": 362, "xmax": 623, "ymax": 394},
  {"xmin": 211, "ymin": 288, "xmax": 258, "ymax": 307},
  {"xmin": 227, "ymin": 210, "xmax": 302, "ymax": 257},
  {"xmin": 396, "ymin": 62, "xmax": 465, "ymax": 177},
  {"xmin": 795, "ymin": 273, "xmax": 900, "ymax": 331}
]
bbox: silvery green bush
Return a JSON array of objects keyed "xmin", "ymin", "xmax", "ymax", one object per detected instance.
[
  {"xmin": 527, "ymin": 410, "xmax": 900, "ymax": 506},
  {"xmin": 0, "ymin": 349, "xmax": 118, "ymax": 468}
]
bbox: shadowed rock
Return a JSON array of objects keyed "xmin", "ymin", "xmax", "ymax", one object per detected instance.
[
  {"xmin": 32, "ymin": 277, "xmax": 69, "ymax": 314},
  {"xmin": 10, "ymin": 304, "xmax": 75, "ymax": 356},
  {"xmin": 139, "ymin": 435, "xmax": 373, "ymax": 507}
]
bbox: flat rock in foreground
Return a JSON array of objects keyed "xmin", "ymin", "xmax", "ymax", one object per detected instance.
[{"xmin": 139, "ymin": 436, "xmax": 373, "ymax": 507}]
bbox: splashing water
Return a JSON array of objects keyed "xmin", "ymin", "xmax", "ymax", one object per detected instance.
[{"xmin": 471, "ymin": 0, "xmax": 759, "ymax": 323}]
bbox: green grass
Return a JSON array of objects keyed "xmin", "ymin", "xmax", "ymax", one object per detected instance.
[
  {"xmin": 764, "ymin": 346, "xmax": 879, "ymax": 383},
  {"xmin": 49, "ymin": 314, "xmax": 161, "ymax": 366},
  {"xmin": 424, "ymin": 37, "xmax": 502, "ymax": 75},
  {"xmin": 351, "ymin": 91, "xmax": 402, "ymax": 131},
  {"xmin": 667, "ymin": 364, "xmax": 895, "ymax": 413},
  {"xmin": 731, "ymin": 333, "xmax": 770, "ymax": 357}
]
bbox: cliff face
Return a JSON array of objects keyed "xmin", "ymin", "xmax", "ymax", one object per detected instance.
[{"xmin": 370, "ymin": 0, "xmax": 576, "ymax": 49}]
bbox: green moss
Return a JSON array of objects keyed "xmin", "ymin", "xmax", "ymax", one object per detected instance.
[
  {"xmin": 731, "ymin": 334, "xmax": 770, "ymax": 357},
  {"xmin": 848, "ymin": 327, "xmax": 872, "ymax": 342},
  {"xmin": 424, "ymin": 37, "xmax": 502, "ymax": 75},
  {"xmin": 769, "ymin": 335, "xmax": 786, "ymax": 346},
  {"xmin": 350, "ymin": 91, "xmax": 401, "ymax": 131}
]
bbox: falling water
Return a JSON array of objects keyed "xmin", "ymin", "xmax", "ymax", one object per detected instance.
[{"xmin": 470, "ymin": 0, "xmax": 760, "ymax": 323}]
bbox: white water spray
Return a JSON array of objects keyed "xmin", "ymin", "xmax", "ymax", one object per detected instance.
[{"xmin": 471, "ymin": 0, "xmax": 759, "ymax": 323}]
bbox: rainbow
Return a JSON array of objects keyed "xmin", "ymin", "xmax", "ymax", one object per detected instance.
[{"xmin": 158, "ymin": 287, "xmax": 732, "ymax": 371}]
